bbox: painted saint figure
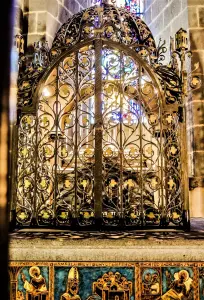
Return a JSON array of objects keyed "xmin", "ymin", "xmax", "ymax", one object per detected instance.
[
  {"xmin": 142, "ymin": 269, "xmax": 160, "ymax": 296},
  {"xmin": 21, "ymin": 266, "xmax": 47, "ymax": 294},
  {"xmin": 161, "ymin": 270, "xmax": 193, "ymax": 300},
  {"xmin": 61, "ymin": 267, "xmax": 81, "ymax": 300}
]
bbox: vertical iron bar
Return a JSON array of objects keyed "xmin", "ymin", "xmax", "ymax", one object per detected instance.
[
  {"xmin": 9, "ymin": 123, "xmax": 18, "ymax": 228},
  {"xmin": 33, "ymin": 111, "xmax": 39, "ymax": 226},
  {"xmin": 181, "ymin": 108, "xmax": 190, "ymax": 227},
  {"xmin": 74, "ymin": 52, "xmax": 79, "ymax": 220},
  {"xmin": 163, "ymin": 85, "xmax": 168, "ymax": 212},
  {"xmin": 139, "ymin": 65, "xmax": 144, "ymax": 226},
  {"xmin": 53, "ymin": 66, "xmax": 60, "ymax": 225},
  {"xmin": 180, "ymin": 53, "xmax": 190, "ymax": 229},
  {"xmin": 119, "ymin": 51, "xmax": 124, "ymax": 221},
  {"xmin": 94, "ymin": 39, "xmax": 103, "ymax": 226},
  {"xmin": 159, "ymin": 88, "xmax": 165, "ymax": 223}
]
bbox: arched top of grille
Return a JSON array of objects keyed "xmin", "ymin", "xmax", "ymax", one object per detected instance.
[{"xmin": 50, "ymin": 3, "xmax": 157, "ymax": 61}]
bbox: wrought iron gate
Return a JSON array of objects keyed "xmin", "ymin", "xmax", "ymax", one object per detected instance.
[{"xmin": 13, "ymin": 3, "xmax": 190, "ymax": 229}]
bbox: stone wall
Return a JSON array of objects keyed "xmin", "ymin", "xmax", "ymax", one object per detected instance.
[
  {"xmin": 14, "ymin": 0, "xmax": 93, "ymax": 50},
  {"xmin": 145, "ymin": 0, "xmax": 189, "ymax": 60},
  {"xmin": 11, "ymin": 0, "xmax": 93, "ymax": 122},
  {"xmin": 188, "ymin": 0, "xmax": 204, "ymax": 177},
  {"xmin": 187, "ymin": 0, "xmax": 204, "ymax": 217}
]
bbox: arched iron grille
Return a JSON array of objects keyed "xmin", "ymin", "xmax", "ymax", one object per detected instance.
[
  {"xmin": 13, "ymin": 2, "xmax": 192, "ymax": 229},
  {"xmin": 15, "ymin": 40, "xmax": 185, "ymax": 228}
]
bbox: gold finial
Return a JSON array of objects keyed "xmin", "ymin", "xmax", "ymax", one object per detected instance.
[
  {"xmin": 175, "ymin": 28, "xmax": 188, "ymax": 51},
  {"xmin": 15, "ymin": 34, "xmax": 24, "ymax": 54}
]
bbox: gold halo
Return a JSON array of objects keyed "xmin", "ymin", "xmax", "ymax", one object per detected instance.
[
  {"xmin": 29, "ymin": 266, "xmax": 41, "ymax": 278},
  {"xmin": 178, "ymin": 270, "xmax": 189, "ymax": 282}
]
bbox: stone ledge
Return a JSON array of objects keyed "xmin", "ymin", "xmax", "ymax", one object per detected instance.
[{"xmin": 9, "ymin": 236, "xmax": 204, "ymax": 262}]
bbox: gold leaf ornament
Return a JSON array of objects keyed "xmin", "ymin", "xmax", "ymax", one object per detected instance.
[
  {"xmin": 65, "ymin": 56, "xmax": 75, "ymax": 67},
  {"xmin": 25, "ymin": 116, "xmax": 32, "ymax": 125},
  {"xmin": 194, "ymin": 62, "xmax": 199, "ymax": 71},
  {"xmin": 81, "ymin": 56, "xmax": 89, "ymax": 65},
  {"xmin": 107, "ymin": 212, "xmax": 113, "ymax": 219},
  {"xmin": 65, "ymin": 38, "xmax": 72, "ymax": 45},
  {"xmin": 42, "ymin": 211, "xmax": 50, "ymax": 219},
  {"xmin": 191, "ymin": 76, "xmax": 200, "ymax": 88},
  {"xmin": 146, "ymin": 211, "xmax": 155, "ymax": 219},
  {"xmin": 151, "ymin": 177, "xmax": 158, "ymax": 189},
  {"xmin": 172, "ymin": 211, "xmax": 180, "ymax": 219},
  {"xmin": 168, "ymin": 178, "xmax": 175, "ymax": 190},
  {"xmin": 40, "ymin": 178, "xmax": 47, "ymax": 189},
  {"xmin": 106, "ymin": 26, "xmax": 114, "ymax": 34},
  {"xmin": 44, "ymin": 146, "xmax": 52, "ymax": 156},
  {"xmin": 21, "ymin": 81, "xmax": 30, "ymax": 89},
  {"xmin": 61, "ymin": 147, "xmax": 68, "ymax": 157},
  {"xmin": 126, "ymin": 85, "xmax": 136, "ymax": 95},
  {"xmin": 110, "ymin": 179, "xmax": 117, "ymax": 188},
  {"xmin": 166, "ymin": 114, "xmax": 173, "ymax": 124},
  {"xmin": 126, "ymin": 179, "xmax": 135, "ymax": 188},
  {"xmin": 139, "ymin": 49, "xmax": 148, "ymax": 57},
  {"xmin": 24, "ymin": 179, "xmax": 31, "ymax": 189},
  {"xmin": 82, "ymin": 85, "xmax": 94, "ymax": 97},
  {"xmin": 130, "ymin": 213, "xmax": 137, "ymax": 219},
  {"xmin": 59, "ymin": 211, "xmax": 68, "ymax": 219},
  {"xmin": 149, "ymin": 114, "xmax": 157, "ymax": 124},
  {"xmin": 81, "ymin": 179, "xmax": 88, "ymax": 189},
  {"xmin": 82, "ymin": 117, "xmax": 89, "ymax": 126},
  {"xmin": 65, "ymin": 179, "xmax": 71, "ymax": 188},
  {"xmin": 18, "ymin": 211, "xmax": 27, "ymax": 220},
  {"xmin": 95, "ymin": 6, "xmax": 103, "ymax": 14},
  {"xmin": 83, "ymin": 11, "xmax": 90, "ymax": 20},
  {"xmin": 124, "ymin": 35, "xmax": 131, "ymax": 42},
  {"xmin": 129, "ymin": 147, "xmax": 138, "ymax": 158},
  {"xmin": 84, "ymin": 148, "xmax": 94, "ymax": 158},
  {"xmin": 84, "ymin": 26, "xmax": 91, "ymax": 34},
  {"xmin": 145, "ymin": 146, "xmax": 153, "ymax": 156},
  {"xmin": 104, "ymin": 147, "xmax": 113, "ymax": 158},
  {"xmin": 170, "ymin": 146, "xmax": 177, "ymax": 155},
  {"xmin": 104, "ymin": 84, "xmax": 114, "ymax": 95},
  {"xmin": 21, "ymin": 148, "xmax": 28, "ymax": 157},
  {"xmin": 41, "ymin": 116, "xmax": 49, "ymax": 126},
  {"xmin": 84, "ymin": 211, "xmax": 90, "ymax": 219}
]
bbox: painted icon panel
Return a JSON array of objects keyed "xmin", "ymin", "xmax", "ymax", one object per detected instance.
[
  {"xmin": 9, "ymin": 264, "xmax": 50, "ymax": 300},
  {"xmin": 162, "ymin": 267, "xmax": 194, "ymax": 299},
  {"xmin": 54, "ymin": 266, "xmax": 135, "ymax": 300},
  {"xmin": 9, "ymin": 262, "xmax": 203, "ymax": 300}
]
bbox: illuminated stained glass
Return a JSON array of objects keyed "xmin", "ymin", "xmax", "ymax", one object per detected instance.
[
  {"xmin": 116, "ymin": 0, "xmax": 144, "ymax": 16},
  {"xmin": 93, "ymin": 0, "xmax": 144, "ymax": 17},
  {"xmin": 126, "ymin": 0, "xmax": 144, "ymax": 15}
]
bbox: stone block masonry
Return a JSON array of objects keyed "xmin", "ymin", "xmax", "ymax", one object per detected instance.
[
  {"xmin": 17, "ymin": 0, "xmax": 94, "ymax": 49},
  {"xmin": 11, "ymin": 0, "xmax": 94, "ymax": 124},
  {"xmin": 144, "ymin": 0, "xmax": 188, "ymax": 61},
  {"xmin": 187, "ymin": 0, "xmax": 204, "ymax": 181}
]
